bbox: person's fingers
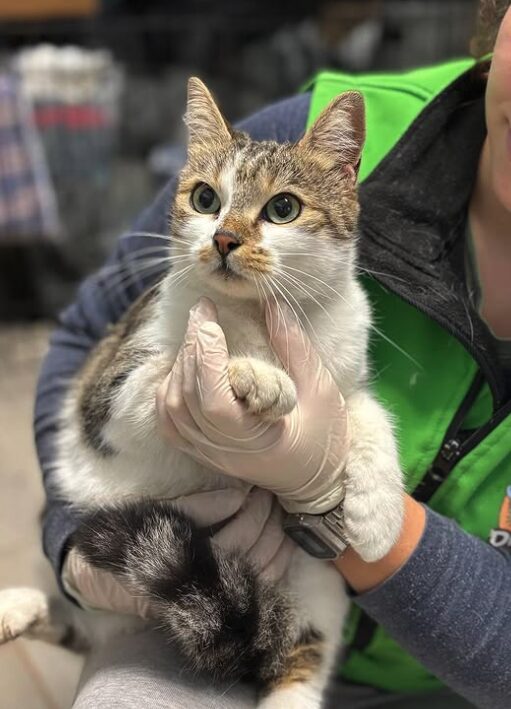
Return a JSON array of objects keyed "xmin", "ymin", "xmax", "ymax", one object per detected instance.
[
  {"xmin": 156, "ymin": 345, "xmax": 198, "ymax": 451},
  {"xmin": 246, "ymin": 497, "xmax": 287, "ymax": 571},
  {"xmin": 212, "ymin": 488, "xmax": 274, "ymax": 552},
  {"xmin": 173, "ymin": 487, "xmax": 249, "ymax": 527},
  {"xmin": 192, "ymin": 296, "xmax": 219, "ymax": 325},
  {"xmin": 261, "ymin": 535, "xmax": 295, "ymax": 582},
  {"xmin": 181, "ymin": 305, "xmax": 208, "ymax": 428},
  {"xmin": 265, "ymin": 299, "xmax": 338, "ymax": 402},
  {"xmin": 158, "ymin": 298, "xmax": 239, "ymax": 449},
  {"xmin": 194, "ymin": 321, "xmax": 256, "ymax": 434},
  {"xmin": 156, "ymin": 371, "xmax": 188, "ymax": 449},
  {"xmin": 63, "ymin": 549, "xmax": 152, "ymax": 619},
  {"xmin": 165, "ymin": 301, "xmax": 209, "ymax": 436}
]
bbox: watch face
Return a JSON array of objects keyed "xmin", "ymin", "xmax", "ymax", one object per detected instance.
[{"xmin": 285, "ymin": 525, "xmax": 337, "ymax": 560}]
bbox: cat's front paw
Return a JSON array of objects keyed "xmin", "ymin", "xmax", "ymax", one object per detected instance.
[
  {"xmin": 228, "ymin": 358, "xmax": 296, "ymax": 421},
  {"xmin": 343, "ymin": 464, "xmax": 404, "ymax": 563}
]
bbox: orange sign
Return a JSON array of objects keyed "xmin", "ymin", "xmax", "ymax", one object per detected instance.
[{"xmin": 489, "ymin": 486, "xmax": 511, "ymax": 549}]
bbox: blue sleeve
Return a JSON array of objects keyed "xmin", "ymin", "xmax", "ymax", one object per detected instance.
[
  {"xmin": 34, "ymin": 92, "xmax": 311, "ymax": 584},
  {"xmin": 356, "ymin": 507, "xmax": 511, "ymax": 709}
]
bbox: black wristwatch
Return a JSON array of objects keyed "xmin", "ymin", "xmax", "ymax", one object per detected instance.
[{"xmin": 283, "ymin": 500, "xmax": 349, "ymax": 560}]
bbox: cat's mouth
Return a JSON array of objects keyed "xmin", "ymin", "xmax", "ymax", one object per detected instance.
[{"xmin": 213, "ymin": 259, "xmax": 243, "ymax": 280}]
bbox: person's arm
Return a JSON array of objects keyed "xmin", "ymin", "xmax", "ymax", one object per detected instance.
[
  {"xmin": 338, "ymin": 498, "xmax": 511, "ymax": 709},
  {"xmin": 336, "ymin": 494, "xmax": 425, "ymax": 592},
  {"xmin": 33, "ymin": 92, "xmax": 311, "ymax": 588}
]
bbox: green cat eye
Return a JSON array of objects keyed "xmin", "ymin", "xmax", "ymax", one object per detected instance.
[
  {"xmin": 191, "ymin": 183, "xmax": 221, "ymax": 214},
  {"xmin": 262, "ymin": 193, "xmax": 301, "ymax": 224}
]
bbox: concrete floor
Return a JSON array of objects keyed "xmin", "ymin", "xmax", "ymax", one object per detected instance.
[{"xmin": 0, "ymin": 324, "xmax": 83, "ymax": 709}]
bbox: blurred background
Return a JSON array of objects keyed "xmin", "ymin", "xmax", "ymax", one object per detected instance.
[{"xmin": 0, "ymin": 1, "xmax": 481, "ymax": 707}]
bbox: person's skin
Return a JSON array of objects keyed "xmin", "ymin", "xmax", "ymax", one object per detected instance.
[
  {"xmin": 336, "ymin": 5, "xmax": 511, "ymax": 594},
  {"xmin": 469, "ymin": 6, "xmax": 511, "ymax": 340},
  {"xmin": 335, "ymin": 496, "xmax": 425, "ymax": 593}
]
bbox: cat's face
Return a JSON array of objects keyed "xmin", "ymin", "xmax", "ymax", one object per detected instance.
[{"xmin": 169, "ymin": 78, "xmax": 365, "ymax": 303}]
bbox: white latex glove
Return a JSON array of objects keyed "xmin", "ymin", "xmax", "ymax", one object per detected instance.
[
  {"xmin": 63, "ymin": 487, "xmax": 294, "ymax": 615},
  {"xmin": 156, "ymin": 298, "xmax": 350, "ymax": 515}
]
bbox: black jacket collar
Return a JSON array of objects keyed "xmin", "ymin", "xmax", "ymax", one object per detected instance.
[{"xmin": 358, "ymin": 67, "xmax": 509, "ymax": 407}]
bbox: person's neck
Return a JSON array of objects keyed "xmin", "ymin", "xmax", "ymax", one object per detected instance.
[{"xmin": 469, "ymin": 138, "xmax": 511, "ymax": 339}]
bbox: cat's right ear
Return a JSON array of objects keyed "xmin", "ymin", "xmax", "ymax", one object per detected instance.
[
  {"xmin": 299, "ymin": 91, "xmax": 365, "ymax": 179},
  {"xmin": 185, "ymin": 77, "xmax": 232, "ymax": 153}
]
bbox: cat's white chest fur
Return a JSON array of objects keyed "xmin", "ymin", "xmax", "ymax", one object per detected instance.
[{"xmin": 155, "ymin": 289, "xmax": 276, "ymax": 363}]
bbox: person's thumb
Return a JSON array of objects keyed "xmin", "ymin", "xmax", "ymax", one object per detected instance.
[{"xmin": 265, "ymin": 299, "xmax": 324, "ymax": 398}]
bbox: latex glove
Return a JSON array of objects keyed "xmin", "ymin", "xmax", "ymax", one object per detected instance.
[
  {"xmin": 156, "ymin": 298, "xmax": 350, "ymax": 514},
  {"xmin": 62, "ymin": 488, "xmax": 294, "ymax": 614}
]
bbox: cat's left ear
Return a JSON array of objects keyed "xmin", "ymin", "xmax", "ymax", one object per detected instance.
[
  {"xmin": 299, "ymin": 91, "xmax": 365, "ymax": 180},
  {"xmin": 185, "ymin": 77, "xmax": 232, "ymax": 152}
]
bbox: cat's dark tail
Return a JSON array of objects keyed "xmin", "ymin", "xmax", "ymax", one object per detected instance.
[{"xmin": 73, "ymin": 499, "xmax": 295, "ymax": 683}]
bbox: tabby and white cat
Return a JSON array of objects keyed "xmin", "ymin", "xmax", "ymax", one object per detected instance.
[{"xmin": 0, "ymin": 78, "xmax": 403, "ymax": 708}]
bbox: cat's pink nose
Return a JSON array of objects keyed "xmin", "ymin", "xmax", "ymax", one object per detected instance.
[{"xmin": 213, "ymin": 232, "xmax": 241, "ymax": 256}]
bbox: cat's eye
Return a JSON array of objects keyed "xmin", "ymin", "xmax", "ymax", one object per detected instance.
[
  {"xmin": 191, "ymin": 183, "xmax": 221, "ymax": 214},
  {"xmin": 262, "ymin": 193, "xmax": 301, "ymax": 224}
]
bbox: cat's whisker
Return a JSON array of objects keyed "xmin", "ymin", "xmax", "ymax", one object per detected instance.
[
  {"xmin": 358, "ymin": 267, "xmax": 408, "ymax": 284},
  {"xmin": 116, "ymin": 245, "xmax": 170, "ymax": 257},
  {"xmin": 99, "ymin": 256, "xmax": 193, "ymax": 301},
  {"xmin": 102, "ymin": 251, "xmax": 193, "ymax": 280},
  {"xmin": 98, "ymin": 257, "xmax": 174, "ymax": 296},
  {"xmin": 99, "ymin": 265, "xmax": 161, "ymax": 293},
  {"xmin": 121, "ymin": 230, "xmax": 169, "ymax": 242},
  {"xmin": 277, "ymin": 271, "xmax": 344, "ymax": 346},
  {"xmin": 164, "ymin": 264, "xmax": 196, "ymax": 292},
  {"xmin": 276, "ymin": 271, "xmax": 340, "ymax": 359},
  {"xmin": 261, "ymin": 274, "xmax": 288, "ymax": 351},
  {"xmin": 280, "ymin": 265, "xmax": 352, "ymax": 306},
  {"xmin": 96, "ymin": 250, "xmax": 190, "ymax": 285},
  {"xmin": 258, "ymin": 276, "xmax": 275, "ymax": 338},
  {"xmin": 120, "ymin": 230, "xmax": 193, "ymax": 257},
  {"xmin": 276, "ymin": 265, "xmax": 335, "ymax": 302},
  {"xmin": 265, "ymin": 273, "xmax": 306, "ymax": 363},
  {"xmin": 277, "ymin": 251, "xmax": 347, "ymax": 262},
  {"xmin": 281, "ymin": 264, "xmax": 422, "ymax": 368},
  {"xmin": 280, "ymin": 269, "xmax": 414, "ymax": 369},
  {"xmin": 271, "ymin": 274, "xmax": 324, "ymax": 359},
  {"xmin": 252, "ymin": 275, "xmax": 266, "ymax": 313},
  {"xmin": 121, "ymin": 231, "xmax": 191, "ymax": 248},
  {"xmin": 276, "ymin": 269, "xmax": 336, "ymax": 328},
  {"xmin": 97, "ymin": 254, "xmax": 190, "ymax": 283}
]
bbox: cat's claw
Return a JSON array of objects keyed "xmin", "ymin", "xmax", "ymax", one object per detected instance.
[{"xmin": 228, "ymin": 358, "xmax": 297, "ymax": 421}]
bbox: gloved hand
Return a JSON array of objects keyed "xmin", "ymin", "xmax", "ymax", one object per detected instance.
[
  {"xmin": 156, "ymin": 298, "xmax": 350, "ymax": 515},
  {"xmin": 63, "ymin": 487, "xmax": 294, "ymax": 614}
]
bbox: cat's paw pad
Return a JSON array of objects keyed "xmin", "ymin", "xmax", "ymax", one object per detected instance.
[
  {"xmin": 228, "ymin": 358, "xmax": 296, "ymax": 421},
  {"xmin": 343, "ymin": 477, "xmax": 404, "ymax": 562},
  {"xmin": 0, "ymin": 588, "xmax": 49, "ymax": 644}
]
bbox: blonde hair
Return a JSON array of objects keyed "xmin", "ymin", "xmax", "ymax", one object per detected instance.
[{"xmin": 471, "ymin": 0, "xmax": 511, "ymax": 57}]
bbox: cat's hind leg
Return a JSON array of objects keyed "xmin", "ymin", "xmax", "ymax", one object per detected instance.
[{"xmin": 257, "ymin": 551, "xmax": 347, "ymax": 709}]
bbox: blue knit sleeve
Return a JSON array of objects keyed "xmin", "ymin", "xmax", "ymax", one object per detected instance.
[
  {"xmin": 356, "ymin": 507, "xmax": 511, "ymax": 708},
  {"xmin": 34, "ymin": 92, "xmax": 311, "ymax": 584}
]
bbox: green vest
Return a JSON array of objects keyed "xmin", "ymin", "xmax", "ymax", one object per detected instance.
[{"xmin": 307, "ymin": 60, "xmax": 511, "ymax": 693}]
